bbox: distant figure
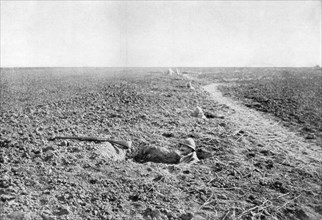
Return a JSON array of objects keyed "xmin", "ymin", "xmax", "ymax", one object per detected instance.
[
  {"xmin": 176, "ymin": 68, "xmax": 181, "ymax": 75},
  {"xmin": 166, "ymin": 68, "xmax": 175, "ymax": 75},
  {"xmin": 192, "ymin": 106, "xmax": 206, "ymax": 119},
  {"xmin": 187, "ymin": 82, "xmax": 195, "ymax": 90}
]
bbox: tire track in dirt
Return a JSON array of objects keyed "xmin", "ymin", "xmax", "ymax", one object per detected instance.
[{"xmin": 203, "ymin": 83, "xmax": 322, "ymax": 169}]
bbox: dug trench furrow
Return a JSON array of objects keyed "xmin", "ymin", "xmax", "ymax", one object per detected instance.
[{"xmin": 203, "ymin": 83, "xmax": 322, "ymax": 167}]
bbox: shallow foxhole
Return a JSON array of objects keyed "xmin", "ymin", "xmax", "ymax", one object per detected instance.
[{"xmin": 132, "ymin": 146, "xmax": 211, "ymax": 164}]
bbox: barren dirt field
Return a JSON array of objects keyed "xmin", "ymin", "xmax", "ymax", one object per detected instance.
[{"xmin": 1, "ymin": 67, "xmax": 321, "ymax": 220}]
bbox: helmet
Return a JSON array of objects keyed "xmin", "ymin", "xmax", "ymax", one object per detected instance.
[{"xmin": 180, "ymin": 138, "xmax": 196, "ymax": 151}]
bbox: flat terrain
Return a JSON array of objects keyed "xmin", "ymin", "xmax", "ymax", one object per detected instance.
[{"xmin": 0, "ymin": 67, "xmax": 321, "ymax": 220}]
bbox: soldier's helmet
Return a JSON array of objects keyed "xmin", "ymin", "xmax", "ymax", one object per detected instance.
[{"xmin": 180, "ymin": 138, "xmax": 196, "ymax": 151}]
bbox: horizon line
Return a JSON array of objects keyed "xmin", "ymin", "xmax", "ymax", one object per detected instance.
[{"xmin": 1, "ymin": 66, "xmax": 320, "ymax": 69}]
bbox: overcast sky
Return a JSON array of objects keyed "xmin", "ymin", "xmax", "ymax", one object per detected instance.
[{"xmin": 1, "ymin": 1, "xmax": 321, "ymax": 67}]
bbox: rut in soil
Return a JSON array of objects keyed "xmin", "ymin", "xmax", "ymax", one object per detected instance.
[{"xmin": 203, "ymin": 83, "xmax": 322, "ymax": 169}]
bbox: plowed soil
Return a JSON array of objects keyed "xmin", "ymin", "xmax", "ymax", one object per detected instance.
[{"xmin": 1, "ymin": 68, "xmax": 321, "ymax": 220}]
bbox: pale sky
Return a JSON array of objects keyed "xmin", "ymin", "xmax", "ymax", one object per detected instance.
[{"xmin": 0, "ymin": 1, "xmax": 321, "ymax": 67}]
